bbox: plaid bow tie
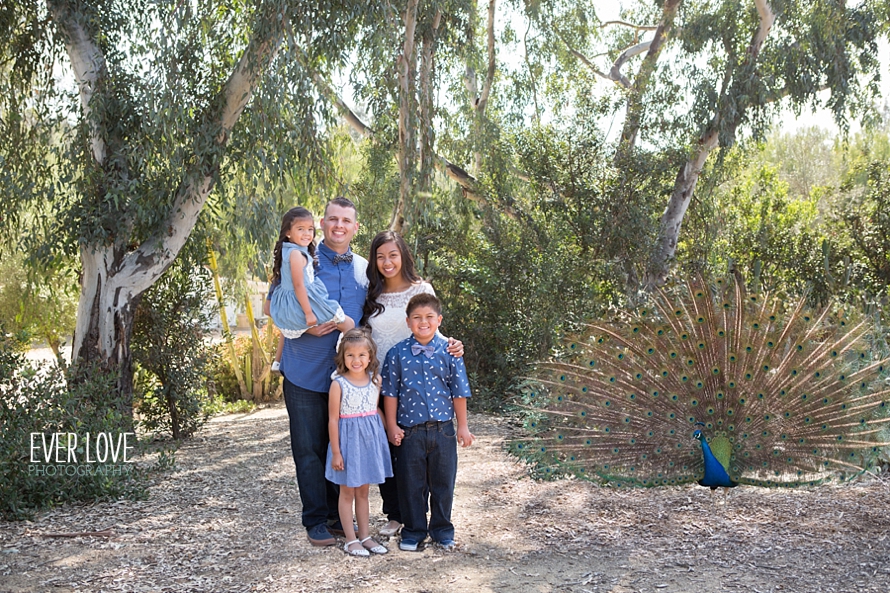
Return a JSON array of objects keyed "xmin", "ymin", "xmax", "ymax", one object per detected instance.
[
  {"xmin": 411, "ymin": 344, "xmax": 435, "ymax": 358},
  {"xmin": 332, "ymin": 252, "xmax": 353, "ymax": 264}
]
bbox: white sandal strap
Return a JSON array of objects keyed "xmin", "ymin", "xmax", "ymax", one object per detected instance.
[
  {"xmin": 344, "ymin": 539, "xmax": 369, "ymax": 556},
  {"xmin": 360, "ymin": 536, "xmax": 388, "ymax": 554}
]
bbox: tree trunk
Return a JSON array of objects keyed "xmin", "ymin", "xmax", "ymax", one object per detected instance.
[
  {"xmin": 73, "ymin": 244, "xmax": 141, "ymax": 412},
  {"xmin": 392, "ymin": 0, "xmax": 419, "ymax": 233},
  {"xmin": 465, "ymin": 0, "xmax": 496, "ymax": 175},
  {"xmin": 53, "ymin": 0, "xmax": 285, "ymax": 411},
  {"xmin": 645, "ymin": 0, "xmax": 775, "ymax": 289},
  {"xmin": 417, "ymin": 10, "xmax": 442, "ymax": 199}
]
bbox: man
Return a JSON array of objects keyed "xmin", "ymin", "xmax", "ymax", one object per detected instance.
[{"xmin": 278, "ymin": 196, "xmax": 367, "ymax": 546}]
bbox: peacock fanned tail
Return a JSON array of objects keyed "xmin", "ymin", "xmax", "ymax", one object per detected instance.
[{"xmin": 514, "ymin": 276, "xmax": 890, "ymax": 488}]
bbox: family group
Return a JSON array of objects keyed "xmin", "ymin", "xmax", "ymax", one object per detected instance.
[{"xmin": 265, "ymin": 197, "xmax": 474, "ymax": 557}]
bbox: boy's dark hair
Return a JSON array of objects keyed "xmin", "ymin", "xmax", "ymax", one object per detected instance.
[{"xmin": 406, "ymin": 293, "xmax": 441, "ymax": 317}]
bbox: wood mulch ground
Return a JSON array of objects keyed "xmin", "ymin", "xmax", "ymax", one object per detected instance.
[{"xmin": 2, "ymin": 404, "xmax": 889, "ymax": 593}]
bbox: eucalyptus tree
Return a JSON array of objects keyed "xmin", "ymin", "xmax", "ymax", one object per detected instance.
[
  {"xmin": 515, "ymin": 0, "xmax": 888, "ymax": 289},
  {"xmin": 0, "ymin": 1, "xmax": 378, "ymax": 405}
]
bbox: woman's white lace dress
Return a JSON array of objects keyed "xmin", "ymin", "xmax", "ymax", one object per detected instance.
[{"xmin": 366, "ymin": 282, "xmax": 436, "ymax": 366}]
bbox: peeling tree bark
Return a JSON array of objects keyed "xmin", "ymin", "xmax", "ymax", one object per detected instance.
[
  {"xmin": 645, "ymin": 0, "xmax": 775, "ymax": 290},
  {"xmin": 418, "ymin": 9, "xmax": 442, "ymax": 197},
  {"xmin": 392, "ymin": 0, "xmax": 419, "ymax": 233},
  {"xmin": 474, "ymin": 0, "xmax": 496, "ymax": 174},
  {"xmin": 51, "ymin": 0, "xmax": 285, "ymax": 407}
]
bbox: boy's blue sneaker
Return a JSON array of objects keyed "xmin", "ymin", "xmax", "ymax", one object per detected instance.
[
  {"xmin": 399, "ymin": 538, "xmax": 421, "ymax": 552},
  {"xmin": 437, "ymin": 539, "xmax": 456, "ymax": 551}
]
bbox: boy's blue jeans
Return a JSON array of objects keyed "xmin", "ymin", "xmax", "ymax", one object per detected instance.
[{"xmin": 396, "ymin": 420, "xmax": 458, "ymax": 543}]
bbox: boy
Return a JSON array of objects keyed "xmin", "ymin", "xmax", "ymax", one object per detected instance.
[{"xmin": 382, "ymin": 293, "xmax": 475, "ymax": 551}]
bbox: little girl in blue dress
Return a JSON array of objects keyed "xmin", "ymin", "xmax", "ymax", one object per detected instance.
[
  {"xmin": 326, "ymin": 328, "xmax": 393, "ymax": 556},
  {"xmin": 269, "ymin": 207, "xmax": 354, "ymax": 339}
]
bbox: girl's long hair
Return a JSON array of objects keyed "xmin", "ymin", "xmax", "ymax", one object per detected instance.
[
  {"xmin": 272, "ymin": 207, "xmax": 316, "ymax": 284},
  {"xmin": 362, "ymin": 231, "xmax": 422, "ymax": 322},
  {"xmin": 334, "ymin": 327, "xmax": 380, "ymax": 383}
]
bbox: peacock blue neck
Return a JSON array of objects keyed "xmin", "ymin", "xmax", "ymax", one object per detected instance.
[{"xmin": 696, "ymin": 433, "xmax": 737, "ymax": 488}]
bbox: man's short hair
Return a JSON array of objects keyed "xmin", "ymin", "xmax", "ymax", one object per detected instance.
[
  {"xmin": 406, "ymin": 293, "xmax": 442, "ymax": 316},
  {"xmin": 324, "ymin": 196, "xmax": 357, "ymax": 217}
]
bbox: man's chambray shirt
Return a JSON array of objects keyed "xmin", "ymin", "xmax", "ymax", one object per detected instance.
[
  {"xmin": 277, "ymin": 241, "xmax": 368, "ymax": 393},
  {"xmin": 381, "ymin": 334, "xmax": 472, "ymax": 427}
]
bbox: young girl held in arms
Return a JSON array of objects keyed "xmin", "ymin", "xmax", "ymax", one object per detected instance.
[
  {"xmin": 326, "ymin": 328, "xmax": 393, "ymax": 556},
  {"xmin": 269, "ymin": 207, "xmax": 355, "ymax": 338}
]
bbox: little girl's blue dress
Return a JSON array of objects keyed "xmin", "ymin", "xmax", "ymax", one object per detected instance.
[
  {"xmin": 325, "ymin": 374, "xmax": 393, "ymax": 487},
  {"xmin": 270, "ymin": 242, "xmax": 345, "ymax": 338}
]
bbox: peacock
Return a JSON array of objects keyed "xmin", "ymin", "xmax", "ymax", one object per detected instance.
[{"xmin": 514, "ymin": 275, "xmax": 890, "ymax": 489}]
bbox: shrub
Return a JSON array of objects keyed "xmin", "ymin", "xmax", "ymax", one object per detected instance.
[
  {"xmin": 0, "ymin": 334, "xmax": 147, "ymax": 520},
  {"xmin": 132, "ymin": 258, "xmax": 216, "ymax": 440}
]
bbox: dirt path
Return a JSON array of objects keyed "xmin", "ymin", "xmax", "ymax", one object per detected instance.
[{"xmin": 2, "ymin": 405, "xmax": 889, "ymax": 593}]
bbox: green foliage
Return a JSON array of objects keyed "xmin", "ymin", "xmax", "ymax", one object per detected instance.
[
  {"xmin": 132, "ymin": 250, "xmax": 216, "ymax": 440},
  {"xmin": 710, "ymin": 163, "xmax": 827, "ymax": 296},
  {"xmin": 834, "ymin": 159, "xmax": 890, "ymax": 292},
  {"xmin": 202, "ymin": 395, "xmax": 257, "ymax": 417},
  {"xmin": 0, "ymin": 251, "xmax": 78, "ymax": 355},
  {"xmin": 0, "ymin": 337, "xmax": 147, "ymax": 520}
]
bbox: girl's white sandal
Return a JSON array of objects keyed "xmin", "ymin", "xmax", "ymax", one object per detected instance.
[
  {"xmin": 344, "ymin": 539, "xmax": 370, "ymax": 557},
  {"xmin": 360, "ymin": 536, "xmax": 388, "ymax": 554}
]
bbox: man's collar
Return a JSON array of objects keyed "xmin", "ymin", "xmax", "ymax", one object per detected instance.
[{"xmin": 317, "ymin": 241, "xmax": 351, "ymax": 259}]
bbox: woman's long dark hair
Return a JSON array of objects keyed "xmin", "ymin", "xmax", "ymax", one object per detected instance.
[
  {"xmin": 272, "ymin": 207, "xmax": 316, "ymax": 284},
  {"xmin": 362, "ymin": 231, "xmax": 422, "ymax": 322}
]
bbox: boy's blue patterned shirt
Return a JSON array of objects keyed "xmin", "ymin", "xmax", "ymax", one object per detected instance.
[{"xmin": 381, "ymin": 334, "xmax": 472, "ymax": 427}]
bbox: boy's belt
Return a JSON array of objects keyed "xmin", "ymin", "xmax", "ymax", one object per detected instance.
[{"xmin": 401, "ymin": 419, "xmax": 450, "ymax": 429}]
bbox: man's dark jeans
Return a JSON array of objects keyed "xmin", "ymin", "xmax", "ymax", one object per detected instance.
[
  {"xmin": 283, "ymin": 377, "xmax": 339, "ymax": 529},
  {"xmin": 396, "ymin": 420, "xmax": 458, "ymax": 543}
]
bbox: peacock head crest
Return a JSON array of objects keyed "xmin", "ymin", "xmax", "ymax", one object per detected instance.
[{"xmin": 692, "ymin": 429, "xmax": 704, "ymax": 442}]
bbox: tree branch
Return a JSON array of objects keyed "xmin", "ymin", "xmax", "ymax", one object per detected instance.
[
  {"xmin": 552, "ymin": 27, "xmax": 611, "ymax": 82},
  {"xmin": 609, "ymin": 41, "xmax": 652, "ymax": 88},
  {"xmin": 120, "ymin": 4, "xmax": 286, "ymax": 297},
  {"xmin": 646, "ymin": 0, "xmax": 775, "ymax": 289},
  {"xmin": 48, "ymin": 1, "xmax": 107, "ymax": 166},
  {"xmin": 600, "ymin": 20, "xmax": 659, "ymax": 32},
  {"xmin": 616, "ymin": 0, "xmax": 682, "ymax": 159}
]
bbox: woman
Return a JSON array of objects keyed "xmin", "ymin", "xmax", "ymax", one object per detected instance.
[{"xmin": 362, "ymin": 230, "xmax": 463, "ymax": 537}]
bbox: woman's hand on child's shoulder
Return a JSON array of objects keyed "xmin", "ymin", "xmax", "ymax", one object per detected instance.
[{"xmin": 446, "ymin": 337, "xmax": 464, "ymax": 358}]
